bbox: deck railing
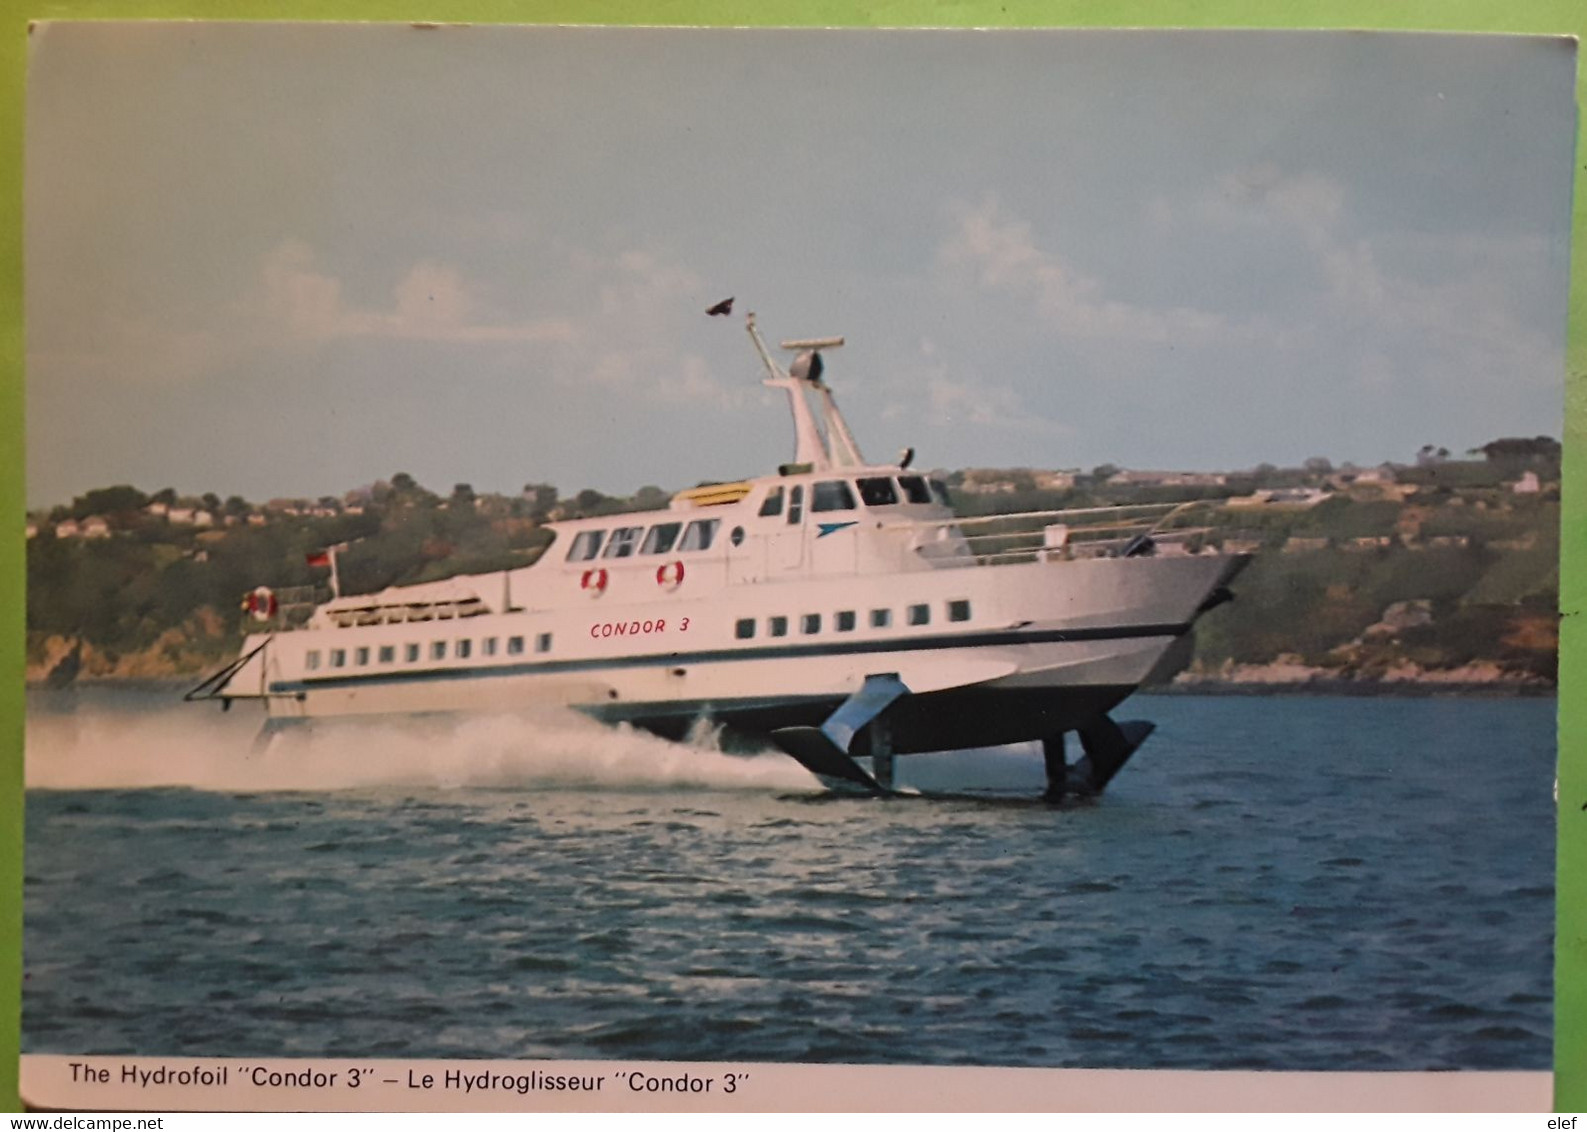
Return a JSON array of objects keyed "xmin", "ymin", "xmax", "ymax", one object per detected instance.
[{"xmin": 893, "ymin": 500, "xmax": 1225, "ymax": 566}]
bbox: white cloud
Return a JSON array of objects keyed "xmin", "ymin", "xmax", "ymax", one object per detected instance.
[
  {"xmin": 937, "ymin": 195, "xmax": 1243, "ymax": 347},
  {"xmin": 259, "ymin": 240, "xmax": 576, "ymax": 345},
  {"xmin": 1188, "ymin": 166, "xmax": 1563, "ymax": 391},
  {"xmin": 882, "ymin": 341, "xmax": 1072, "ymax": 441},
  {"xmin": 555, "ymin": 244, "xmax": 745, "ymax": 408}
]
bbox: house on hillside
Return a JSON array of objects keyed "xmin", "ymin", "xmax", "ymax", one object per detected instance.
[
  {"xmin": 1226, "ymin": 487, "xmax": 1331, "ymax": 510},
  {"xmin": 1106, "ymin": 470, "xmax": 1228, "ymax": 488}
]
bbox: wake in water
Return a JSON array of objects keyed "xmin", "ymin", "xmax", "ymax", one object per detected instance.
[{"xmin": 25, "ymin": 698, "xmax": 817, "ymax": 794}]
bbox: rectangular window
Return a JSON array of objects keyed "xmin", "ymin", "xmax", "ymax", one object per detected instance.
[
  {"xmin": 535, "ymin": 633, "xmax": 552, "ymax": 653},
  {"xmin": 801, "ymin": 613, "xmax": 821, "ymax": 635},
  {"xmin": 836, "ymin": 610, "xmax": 856, "ymax": 632},
  {"xmin": 908, "ymin": 603, "xmax": 930, "ymax": 626},
  {"xmin": 679, "ymin": 518, "xmax": 719, "ymax": 552},
  {"xmin": 641, "ymin": 522, "xmax": 683, "ymax": 555},
  {"xmin": 566, "ymin": 530, "xmax": 605, "ymax": 561},
  {"xmin": 405, "ymin": 643, "xmax": 420, "ymax": 663},
  {"xmin": 871, "ymin": 609, "xmax": 892, "ymax": 629},
  {"xmin": 897, "ymin": 475, "xmax": 932, "ymax": 504},
  {"xmin": 857, "ymin": 477, "xmax": 898, "ymax": 506},
  {"xmin": 330, "ymin": 648, "xmax": 346, "ymax": 668},
  {"xmin": 456, "ymin": 639, "xmax": 472, "ymax": 659},
  {"xmin": 758, "ymin": 486, "xmax": 784, "ymax": 517},
  {"xmin": 305, "ymin": 650, "xmax": 321, "ymax": 671},
  {"xmin": 768, "ymin": 616, "xmax": 788, "ymax": 638},
  {"xmin": 812, "ymin": 480, "xmax": 857, "ymax": 512},
  {"xmin": 378, "ymin": 645, "xmax": 395, "ymax": 664},
  {"xmin": 483, "ymin": 637, "xmax": 498, "ymax": 657},
  {"xmin": 948, "ymin": 599, "xmax": 972, "ymax": 623},
  {"xmin": 507, "ymin": 636, "xmax": 526, "ymax": 655},
  {"xmin": 431, "ymin": 641, "xmax": 447, "ymax": 661},
  {"xmin": 603, "ymin": 526, "xmax": 644, "ymax": 558},
  {"xmin": 788, "ymin": 485, "xmax": 804, "ymax": 525},
  {"xmin": 355, "ymin": 647, "xmax": 370, "ymax": 666},
  {"xmin": 735, "ymin": 618, "xmax": 756, "ymax": 639},
  {"xmin": 929, "ymin": 479, "xmax": 952, "ymax": 506}
]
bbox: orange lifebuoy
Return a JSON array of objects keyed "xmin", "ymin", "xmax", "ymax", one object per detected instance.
[
  {"xmin": 580, "ymin": 567, "xmax": 609, "ymax": 595},
  {"xmin": 655, "ymin": 561, "xmax": 685, "ymax": 589}
]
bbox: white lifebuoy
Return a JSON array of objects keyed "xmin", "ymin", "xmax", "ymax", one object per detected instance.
[
  {"xmin": 655, "ymin": 561, "xmax": 686, "ymax": 589},
  {"xmin": 580, "ymin": 567, "xmax": 609, "ymax": 595},
  {"xmin": 247, "ymin": 586, "xmax": 277, "ymax": 622}
]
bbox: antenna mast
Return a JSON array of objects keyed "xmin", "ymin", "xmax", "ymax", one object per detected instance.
[{"xmin": 748, "ymin": 313, "xmax": 829, "ymax": 470}]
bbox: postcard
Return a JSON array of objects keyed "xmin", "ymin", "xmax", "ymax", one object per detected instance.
[{"xmin": 15, "ymin": 24, "xmax": 1577, "ymax": 1111}]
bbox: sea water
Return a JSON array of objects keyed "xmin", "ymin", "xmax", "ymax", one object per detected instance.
[{"xmin": 22, "ymin": 689, "xmax": 1555, "ymax": 1070}]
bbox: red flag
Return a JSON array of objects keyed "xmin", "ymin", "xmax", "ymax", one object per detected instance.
[{"xmin": 305, "ymin": 551, "xmax": 331, "ymax": 568}]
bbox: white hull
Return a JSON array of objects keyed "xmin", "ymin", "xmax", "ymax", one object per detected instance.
[{"xmin": 219, "ymin": 552, "xmax": 1244, "ymax": 753}]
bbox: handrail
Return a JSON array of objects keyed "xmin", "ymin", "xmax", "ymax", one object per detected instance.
[{"xmin": 879, "ymin": 499, "xmax": 1207, "ymax": 532}]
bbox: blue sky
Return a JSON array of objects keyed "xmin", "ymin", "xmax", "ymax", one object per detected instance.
[{"xmin": 25, "ymin": 25, "xmax": 1577, "ymax": 507}]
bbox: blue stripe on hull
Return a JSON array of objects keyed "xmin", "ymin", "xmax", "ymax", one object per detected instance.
[{"xmin": 267, "ymin": 621, "xmax": 1190, "ymax": 695}]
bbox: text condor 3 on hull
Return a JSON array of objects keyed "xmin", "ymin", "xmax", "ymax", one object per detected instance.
[{"xmin": 190, "ymin": 311, "xmax": 1249, "ymax": 799}]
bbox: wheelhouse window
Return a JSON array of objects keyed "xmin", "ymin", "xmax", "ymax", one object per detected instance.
[
  {"xmin": 801, "ymin": 613, "xmax": 821, "ymax": 635},
  {"xmin": 330, "ymin": 648, "xmax": 346, "ymax": 668},
  {"xmin": 871, "ymin": 609, "xmax": 892, "ymax": 629},
  {"xmin": 535, "ymin": 633, "xmax": 553, "ymax": 653},
  {"xmin": 897, "ymin": 475, "xmax": 932, "ymax": 504},
  {"xmin": 456, "ymin": 639, "xmax": 472, "ymax": 659},
  {"xmin": 908, "ymin": 603, "xmax": 931, "ymax": 626},
  {"xmin": 929, "ymin": 479, "xmax": 952, "ymax": 506},
  {"xmin": 768, "ymin": 616, "xmax": 789, "ymax": 638},
  {"xmin": 836, "ymin": 610, "xmax": 856, "ymax": 632},
  {"xmin": 431, "ymin": 641, "xmax": 447, "ymax": 661},
  {"xmin": 507, "ymin": 636, "xmax": 525, "ymax": 656},
  {"xmin": 678, "ymin": 518, "xmax": 719, "ymax": 552},
  {"xmin": 759, "ymin": 486, "xmax": 784, "ymax": 517},
  {"xmin": 405, "ymin": 643, "xmax": 420, "ymax": 663},
  {"xmin": 603, "ymin": 527, "xmax": 643, "ymax": 558},
  {"xmin": 735, "ymin": 618, "xmax": 756, "ymax": 640},
  {"xmin": 566, "ymin": 530, "xmax": 605, "ymax": 561},
  {"xmin": 857, "ymin": 477, "xmax": 898, "ymax": 506},
  {"xmin": 641, "ymin": 522, "xmax": 682, "ymax": 555},
  {"xmin": 378, "ymin": 645, "xmax": 395, "ymax": 664},
  {"xmin": 948, "ymin": 600, "xmax": 972, "ymax": 623},
  {"xmin": 812, "ymin": 480, "xmax": 857, "ymax": 512},
  {"xmin": 788, "ymin": 485, "xmax": 804, "ymax": 525},
  {"xmin": 305, "ymin": 650, "xmax": 321, "ymax": 671}
]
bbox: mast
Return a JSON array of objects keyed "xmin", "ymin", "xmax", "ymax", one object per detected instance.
[
  {"xmin": 747, "ymin": 313, "xmax": 828, "ymax": 469},
  {"xmin": 745, "ymin": 313, "xmax": 865, "ymax": 470}
]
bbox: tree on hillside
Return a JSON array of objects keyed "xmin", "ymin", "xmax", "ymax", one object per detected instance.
[
  {"xmin": 71, "ymin": 485, "xmax": 148, "ymax": 519},
  {"xmin": 1472, "ymin": 436, "xmax": 1561, "ymax": 464},
  {"xmin": 632, "ymin": 485, "xmax": 669, "ymax": 510}
]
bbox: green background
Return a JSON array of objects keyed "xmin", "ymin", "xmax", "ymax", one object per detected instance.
[{"xmin": 2, "ymin": 0, "xmax": 1582, "ymax": 1112}]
